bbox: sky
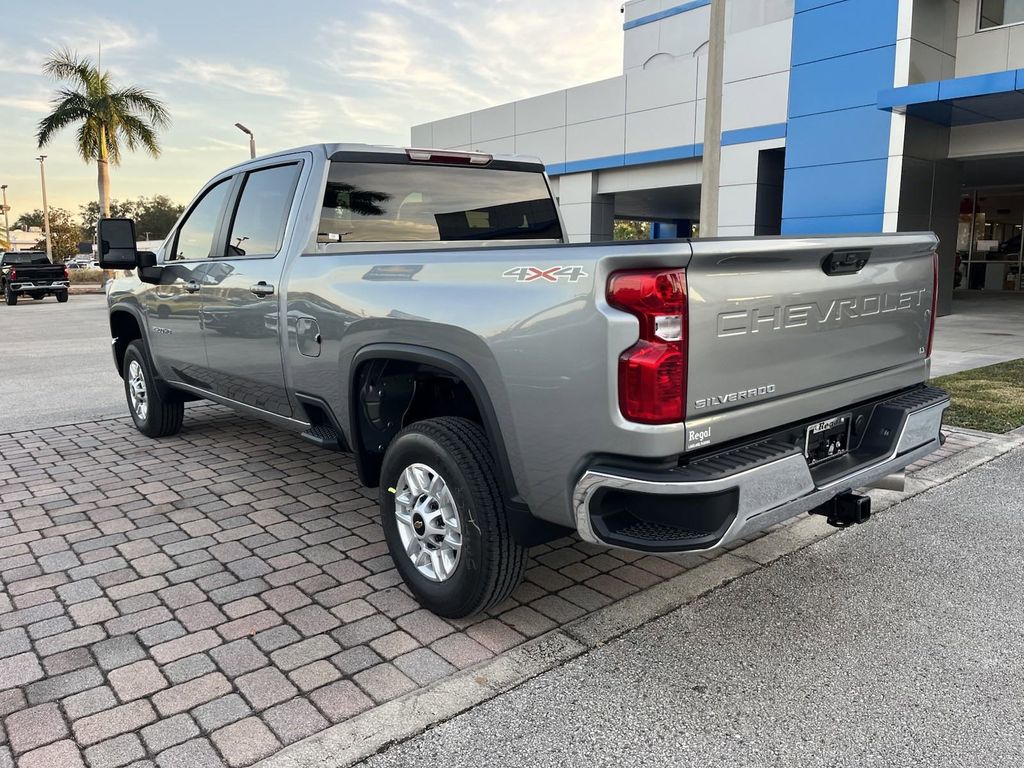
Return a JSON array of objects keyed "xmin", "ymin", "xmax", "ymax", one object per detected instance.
[{"xmin": 0, "ymin": 0, "xmax": 623, "ymax": 225}]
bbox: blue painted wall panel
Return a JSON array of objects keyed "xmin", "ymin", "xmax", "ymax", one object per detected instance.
[
  {"xmin": 785, "ymin": 106, "xmax": 893, "ymax": 168},
  {"xmin": 781, "ymin": 213, "xmax": 885, "ymax": 234},
  {"xmin": 782, "ymin": 0, "xmax": 897, "ymax": 235},
  {"xmin": 791, "ymin": 0, "xmax": 899, "ymax": 66},
  {"xmin": 782, "ymin": 160, "xmax": 889, "ymax": 219},
  {"xmin": 790, "ymin": 46, "xmax": 897, "ymax": 117}
]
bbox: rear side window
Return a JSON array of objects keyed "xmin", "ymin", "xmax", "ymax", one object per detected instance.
[
  {"xmin": 226, "ymin": 163, "xmax": 301, "ymax": 257},
  {"xmin": 319, "ymin": 162, "xmax": 561, "ymax": 243}
]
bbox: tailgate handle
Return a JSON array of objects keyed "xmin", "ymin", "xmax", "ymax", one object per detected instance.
[{"xmin": 822, "ymin": 250, "xmax": 870, "ymax": 276}]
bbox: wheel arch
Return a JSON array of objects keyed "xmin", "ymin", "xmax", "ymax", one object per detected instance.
[{"xmin": 348, "ymin": 344, "xmax": 517, "ymax": 497}]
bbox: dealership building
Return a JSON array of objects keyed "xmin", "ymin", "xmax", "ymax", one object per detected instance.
[{"xmin": 412, "ymin": 0, "xmax": 1024, "ymax": 314}]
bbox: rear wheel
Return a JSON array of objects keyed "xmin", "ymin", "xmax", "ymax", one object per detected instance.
[
  {"xmin": 5, "ymin": 286, "xmax": 16, "ymax": 306},
  {"xmin": 123, "ymin": 340, "xmax": 184, "ymax": 438},
  {"xmin": 379, "ymin": 417, "xmax": 527, "ymax": 618},
  {"xmin": 56, "ymin": 291, "xmax": 68, "ymax": 303}
]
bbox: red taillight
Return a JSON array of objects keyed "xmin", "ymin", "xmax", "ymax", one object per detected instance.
[
  {"xmin": 63, "ymin": 266, "xmax": 70, "ymax": 280},
  {"xmin": 608, "ymin": 269, "xmax": 687, "ymax": 424},
  {"xmin": 9, "ymin": 268, "xmax": 15, "ymax": 281},
  {"xmin": 926, "ymin": 251, "xmax": 938, "ymax": 357}
]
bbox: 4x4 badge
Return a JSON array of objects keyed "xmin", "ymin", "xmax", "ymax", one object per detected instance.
[{"xmin": 502, "ymin": 265, "xmax": 588, "ymax": 283}]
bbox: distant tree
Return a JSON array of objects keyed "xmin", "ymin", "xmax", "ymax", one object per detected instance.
[
  {"xmin": 0, "ymin": 233, "xmax": 9, "ymax": 251},
  {"xmin": 134, "ymin": 195, "xmax": 184, "ymax": 240},
  {"xmin": 36, "ymin": 48, "xmax": 170, "ymax": 219},
  {"xmin": 79, "ymin": 199, "xmax": 140, "ymax": 238},
  {"xmin": 614, "ymin": 219, "xmax": 651, "ymax": 241},
  {"xmin": 80, "ymin": 195, "xmax": 184, "ymax": 240},
  {"xmin": 29, "ymin": 207, "xmax": 80, "ymax": 262},
  {"xmin": 14, "ymin": 210, "xmax": 45, "ymax": 230}
]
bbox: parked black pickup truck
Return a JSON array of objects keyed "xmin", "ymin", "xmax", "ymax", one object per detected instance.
[{"xmin": 0, "ymin": 251, "xmax": 70, "ymax": 305}]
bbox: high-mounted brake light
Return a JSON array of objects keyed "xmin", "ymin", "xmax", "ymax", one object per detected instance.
[
  {"xmin": 405, "ymin": 148, "xmax": 492, "ymax": 166},
  {"xmin": 608, "ymin": 269, "xmax": 687, "ymax": 424},
  {"xmin": 926, "ymin": 250, "xmax": 938, "ymax": 357}
]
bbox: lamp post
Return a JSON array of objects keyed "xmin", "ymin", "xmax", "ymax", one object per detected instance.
[
  {"xmin": 235, "ymin": 123, "xmax": 256, "ymax": 159},
  {"xmin": 1, "ymin": 185, "xmax": 10, "ymax": 248},
  {"xmin": 36, "ymin": 156, "xmax": 52, "ymax": 261}
]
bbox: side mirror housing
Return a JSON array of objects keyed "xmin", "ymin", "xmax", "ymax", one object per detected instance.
[
  {"xmin": 97, "ymin": 218, "xmax": 139, "ymax": 269},
  {"xmin": 137, "ymin": 251, "xmax": 162, "ymax": 284}
]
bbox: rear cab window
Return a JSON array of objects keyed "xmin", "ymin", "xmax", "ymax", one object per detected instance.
[{"xmin": 319, "ymin": 160, "xmax": 562, "ymax": 244}]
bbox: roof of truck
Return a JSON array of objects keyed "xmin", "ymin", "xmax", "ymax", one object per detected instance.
[{"xmin": 215, "ymin": 143, "xmax": 545, "ymax": 175}]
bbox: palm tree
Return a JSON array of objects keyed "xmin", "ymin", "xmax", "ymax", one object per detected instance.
[{"xmin": 36, "ymin": 49, "xmax": 170, "ymax": 219}]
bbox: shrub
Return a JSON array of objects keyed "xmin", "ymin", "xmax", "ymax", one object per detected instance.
[{"xmin": 68, "ymin": 268, "xmax": 106, "ymax": 284}]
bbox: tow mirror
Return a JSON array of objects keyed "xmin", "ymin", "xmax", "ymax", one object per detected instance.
[{"xmin": 97, "ymin": 218, "xmax": 139, "ymax": 269}]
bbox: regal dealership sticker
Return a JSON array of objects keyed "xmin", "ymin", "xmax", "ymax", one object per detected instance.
[{"xmin": 687, "ymin": 426, "xmax": 712, "ymax": 449}]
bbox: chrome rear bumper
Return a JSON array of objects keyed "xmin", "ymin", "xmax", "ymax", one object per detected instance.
[{"xmin": 573, "ymin": 390, "xmax": 949, "ymax": 553}]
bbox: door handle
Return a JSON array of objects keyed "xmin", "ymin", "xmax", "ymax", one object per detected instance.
[
  {"xmin": 250, "ymin": 281, "xmax": 275, "ymax": 297},
  {"xmin": 184, "ymin": 280, "xmax": 201, "ymax": 293}
]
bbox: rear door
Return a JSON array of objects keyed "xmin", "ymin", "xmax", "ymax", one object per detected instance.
[
  {"xmin": 148, "ymin": 178, "xmax": 234, "ymax": 387},
  {"xmin": 684, "ymin": 234, "xmax": 937, "ymax": 447},
  {"xmin": 199, "ymin": 160, "xmax": 303, "ymax": 417}
]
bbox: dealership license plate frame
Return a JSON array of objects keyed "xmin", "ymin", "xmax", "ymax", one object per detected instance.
[{"xmin": 804, "ymin": 414, "xmax": 852, "ymax": 466}]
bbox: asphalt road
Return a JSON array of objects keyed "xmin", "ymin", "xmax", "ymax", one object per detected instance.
[
  {"xmin": 361, "ymin": 447, "xmax": 1024, "ymax": 768},
  {"xmin": 0, "ymin": 292, "xmax": 126, "ymax": 432}
]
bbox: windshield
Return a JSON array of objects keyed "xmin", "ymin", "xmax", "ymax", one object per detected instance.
[
  {"xmin": 320, "ymin": 162, "xmax": 562, "ymax": 243},
  {"xmin": 3, "ymin": 252, "xmax": 50, "ymax": 265}
]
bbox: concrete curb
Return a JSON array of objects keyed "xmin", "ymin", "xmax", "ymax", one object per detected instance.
[{"xmin": 250, "ymin": 432, "xmax": 1024, "ymax": 768}]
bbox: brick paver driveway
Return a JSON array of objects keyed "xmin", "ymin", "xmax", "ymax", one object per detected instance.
[{"xmin": 0, "ymin": 405, "xmax": 988, "ymax": 768}]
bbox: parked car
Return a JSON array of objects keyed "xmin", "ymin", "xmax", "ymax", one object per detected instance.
[
  {"xmin": 100, "ymin": 143, "xmax": 950, "ymax": 617},
  {"xmin": 1, "ymin": 251, "xmax": 70, "ymax": 305}
]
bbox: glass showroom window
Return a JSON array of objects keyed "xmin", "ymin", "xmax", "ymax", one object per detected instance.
[{"xmin": 979, "ymin": 0, "xmax": 1024, "ymax": 30}]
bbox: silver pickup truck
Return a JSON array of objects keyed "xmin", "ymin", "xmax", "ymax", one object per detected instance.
[{"xmin": 99, "ymin": 143, "xmax": 949, "ymax": 617}]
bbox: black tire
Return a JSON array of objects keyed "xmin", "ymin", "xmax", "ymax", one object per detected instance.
[
  {"xmin": 5, "ymin": 286, "xmax": 16, "ymax": 306},
  {"xmin": 56, "ymin": 291, "xmax": 68, "ymax": 303},
  {"xmin": 379, "ymin": 417, "xmax": 527, "ymax": 618},
  {"xmin": 123, "ymin": 340, "xmax": 184, "ymax": 438}
]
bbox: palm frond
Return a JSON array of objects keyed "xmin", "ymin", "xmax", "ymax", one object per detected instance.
[
  {"xmin": 116, "ymin": 113, "xmax": 162, "ymax": 158},
  {"xmin": 36, "ymin": 92, "xmax": 92, "ymax": 148},
  {"xmin": 112, "ymin": 87, "xmax": 170, "ymax": 128},
  {"xmin": 41, "ymin": 48, "xmax": 99, "ymax": 92}
]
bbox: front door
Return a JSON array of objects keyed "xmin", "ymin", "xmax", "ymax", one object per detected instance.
[
  {"xmin": 147, "ymin": 177, "xmax": 233, "ymax": 388},
  {"xmin": 199, "ymin": 161, "xmax": 302, "ymax": 417}
]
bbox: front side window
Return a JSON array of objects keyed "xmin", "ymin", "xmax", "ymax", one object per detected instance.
[
  {"xmin": 225, "ymin": 164, "xmax": 301, "ymax": 258},
  {"xmin": 980, "ymin": 0, "xmax": 1024, "ymax": 29},
  {"xmin": 319, "ymin": 162, "xmax": 562, "ymax": 243},
  {"xmin": 171, "ymin": 179, "xmax": 231, "ymax": 261}
]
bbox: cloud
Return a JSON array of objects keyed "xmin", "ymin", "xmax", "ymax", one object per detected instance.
[
  {"xmin": 316, "ymin": 0, "xmax": 623, "ymax": 136},
  {"xmin": 168, "ymin": 59, "xmax": 292, "ymax": 96}
]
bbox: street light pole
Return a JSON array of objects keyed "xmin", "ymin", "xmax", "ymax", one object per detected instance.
[
  {"xmin": 235, "ymin": 123, "xmax": 256, "ymax": 159},
  {"xmin": 36, "ymin": 156, "xmax": 52, "ymax": 261},
  {"xmin": 1, "ymin": 185, "xmax": 10, "ymax": 248}
]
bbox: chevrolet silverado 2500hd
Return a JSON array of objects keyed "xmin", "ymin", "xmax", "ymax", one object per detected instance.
[{"xmin": 99, "ymin": 144, "xmax": 949, "ymax": 617}]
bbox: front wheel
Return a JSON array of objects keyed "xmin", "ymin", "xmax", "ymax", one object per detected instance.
[
  {"xmin": 123, "ymin": 340, "xmax": 184, "ymax": 438},
  {"xmin": 379, "ymin": 417, "xmax": 527, "ymax": 618},
  {"xmin": 56, "ymin": 291, "xmax": 68, "ymax": 303}
]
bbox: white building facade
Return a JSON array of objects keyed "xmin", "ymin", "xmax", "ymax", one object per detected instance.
[{"xmin": 414, "ymin": 0, "xmax": 1024, "ymax": 314}]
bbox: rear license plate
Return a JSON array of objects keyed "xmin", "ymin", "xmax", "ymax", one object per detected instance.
[{"xmin": 804, "ymin": 415, "xmax": 851, "ymax": 466}]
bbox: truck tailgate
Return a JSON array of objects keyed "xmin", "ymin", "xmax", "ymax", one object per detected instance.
[{"xmin": 684, "ymin": 233, "xmax": 937, "ymax": 450}]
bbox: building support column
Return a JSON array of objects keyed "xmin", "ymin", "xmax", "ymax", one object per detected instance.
[
  {"xmin": 556, "ymin": 172, "xmax": 615, "ymax": 243},
  {"xmin": 698, "ymin": 0, "xmax": 726, "ymax": 237}
]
